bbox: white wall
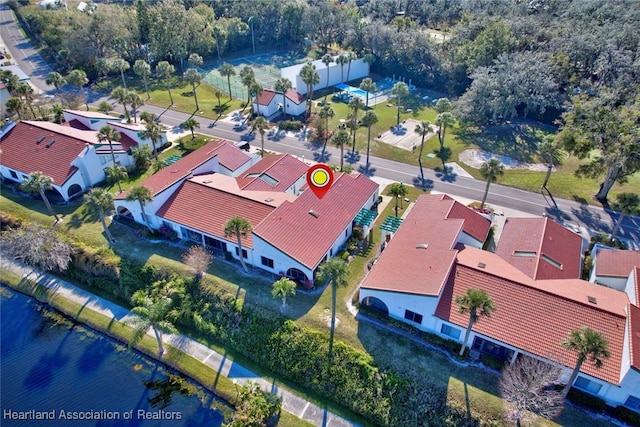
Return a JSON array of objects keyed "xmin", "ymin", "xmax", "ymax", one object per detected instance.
[
  {"xmin": 285, "ymin": 99, "xmax": 307, "ymax": 117},
  {"xmin": 282, "ymin": 57, "xmax": 370, "ymax": 95},
  {"xmin": 594, "ymin": 275, "xmax": 628, "ymax": 291},
  {"xmin": 624, "ymin": 270, "xmax": 637, "ymax": 305},
  {"xmin": 359, "ymin": 288, "xmax": 440, "ymax": 331},
  {"xmin": 63, "ymin": 111, "xmax": 119, "ymax": 131},
  {"xmin": 253, "ymin": 99, "xmax": 279, "ymax": 118},
  {"xmin": 251, "ymin": 234, "xmax": 314, "ymax": 282}
]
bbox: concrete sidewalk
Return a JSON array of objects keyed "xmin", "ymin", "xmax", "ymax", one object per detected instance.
[{"xmin": 0, "ymin": 257, "xmax": 359, "ymax": 427}]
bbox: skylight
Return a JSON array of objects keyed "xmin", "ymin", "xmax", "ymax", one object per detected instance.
[
  {"xmin": 308, "ymin": 210, "xmax": 319, "ymax": 218},
  {"xmin": 259, "ymin": 173, "xmax": 279, "ymax": 186},
  {"xmin": 514, "ymin": 251, "xmax": 536, "ymax": 257},
  {"xmin": 542, "ymin": 254, "xmax": 562, "ymax": 269}
]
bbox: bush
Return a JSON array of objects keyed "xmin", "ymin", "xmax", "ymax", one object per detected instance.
[
  {"xmin": 607, "ymin": 405, "xmax": 640, "ymax": 426},
  {"xmin": 279, "ymin": 120, "xmax": 303, "ymax": 131},
  {"xmin": 479, "ymin": 354, "xmax": 505, "ymax": 370},
  {"xmin": 180, "ymin": 136, "xmax": 209, "ymax": 153},
  {"xmin": 567, "ymin": 388, "xmax": 608, "ymax": 413}
]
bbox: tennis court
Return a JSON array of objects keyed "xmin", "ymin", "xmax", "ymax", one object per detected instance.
[{"xmin": 202, "ymin": 52, "xmax": 307, "ymax": 101}]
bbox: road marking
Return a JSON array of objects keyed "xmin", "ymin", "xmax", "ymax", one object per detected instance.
[{"xmin": 299, "ymin": 402, "xmax": 310, "ymax": 418}]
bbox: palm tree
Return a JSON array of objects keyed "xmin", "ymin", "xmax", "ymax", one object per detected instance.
[
  {"xmin": 21, "ymin": 172, "xmax": 60, "ymax": 222},
  {"xmin": 219, "ymin": 63, "xmax": 236, "ymax": 99},
  {"xmin": 142, "ymin": 116, "xmax": 163, "ymax": 161},
  {"xmin": 134, "ymin": 59, "xmax": 152, "ymax": 99},
  {"xmin": 84, "ymin": 188, "xmax": 116, "ymax": 244},
  {"xmin": 105, "ymin": 165, "xmax": 128, "ymax": 194},
  {"xmin": 271, "ymin": 277, "xmax": 296, "ymax": 309},
  {"xmin": 6, "ymin": 97, "xmax": 24, "ymax": 120},
  {"xmin": 434, "ymin": 147, "xmax": 452, "ymax": 172},
  {"xmin": 336, "ymin": 54, "xmax": 348, "ymax": 83},
  {"xmin": 97, "ymin": 125, "xmax": 121, "ymax": 167},
  {"xmin": 319, "ymin": 104, "xmax": 334, "ymax": 158},
  {"xmin": 479, "ymin": 159, "xmax": 505, "ymax": 209},
  {"xmin": 539, "ymin": 136, "xmax": 565, "ymax": 190},
  {"xmin": 348, "ymin": 97, "xmax": 365, "ymax": 155},
  {"xmin": 391, "ymin": 82, "xmax": 409, "ymax": 127},
  {"xmin": 252, "ymin": 116, "xmax": 269, "ymax": 158},
  {"xmin": 51, "ymin": 104, "xmax": 64, "ymax": 124},
  {"xmin": 15, "ymin": 83, "xmax": 35, "ymax": 119},
  {"xmin": 435, "ymin": 111, "xmax": 455, "ymax": 151},
  {"xmin": 414, "ymin": 121, "xmax": 433, "ymax": 181},
  {"xmin": 129, "ymin": 296, "xmax": 178, "ymax": 358},
  {"xmin": 155, "ymin": 61, "xmax": 175, "ymax": 105},
  {"xmin": 345, "ymin": 52, "xmax": 357, "ymax": 82},
  {"xmin": 389, "ymin": 182, "xmax": 408, "ymax": 217},
  {"xmin": 361, "ymin": 110, "xmax": 378, "ymax": 169},
  {"xmin": 249, "ymin": 81, "xmax": 263, "ymax": 114},
  {"xmin": 455, "ymin": 288, "xmax": 496, "ymax": 356},
  {"xmin": 274, "ymin": 77, "xmax": 292, "ymax": 118},
  {"xmin": 126, "ymin": 91, "xmax": 144, "ymax": 123},
  {"xmin": 359, "ymin": 78, "xmax": 377, "ymax": 108},
  {"xmin": 224, "ymin": 216, "xmax": 252, "ymax": 273},
  {"xmin": 213, "ymin": 88, "xmax": 223, "ymax": 115},
  {"xmin": 239, "ymin": 65, "xmax": 256, "ymax": 107},
  {"xmin": 46, "ymin": 71, "xmax": 65, "ymax": 94},
  {"xmin": 435, "ymin": 97, "xmax": 453, "ymax": 114},
  {"xmin": 609, "ymin": 192, "xmax": 640, "ymax": 238},
  {"xmin": 97, "ymin": 101, "xmax": 112, "ymax": 114},
  {"xmin": 183, "ymin": 68, "xmax": 202, "ymax": 111},
  {"xmin": 332, "ymin": 129, "xmax": 350, "ymax": 171},
  {"xmin": 321, "ymin": 54, "xmax": 333, "ymax": 90},
  {"xmin": 110, "ymin": 86, "xmax": 129, "ymax": 122},
  {"xmin": 112, "ymin": 58, "xmax": 130, "ymax": 89},
  {"xmin": 300, "ymin": 62, "xmax": 319, "ymax": 117},
  {"xmin": 188, "ymin": 53, "xmax": 203, "ymax": 69},
  {"xmin": 316, "ymin": 257, "xmax": 349, "ymax": 358},
  {"xmin": 126, "ymin": 185, "xmax": 153, "ymax": 232},
  {"xmin": 561, "ymin": 327, "xmax": 610, "ymax": 398},
  {"xmin": 183, "ymin": 118, "xmax": 200, "ymax": 139}
]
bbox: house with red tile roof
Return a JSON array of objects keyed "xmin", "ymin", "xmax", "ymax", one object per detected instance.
[
  {"xmin": 359, "ymin": 193, "xmax": 640, "ymax": 411},
  {"xmin": 591, "ymin": 248, "xmax": 640, "ymax": 291},
  {"xmin": 62, "ymin": 109, "xmax": 120, "ymax": 131},
  {"xmin": 237, "ymin": 153, "xmax": 308, "ymax": 194},
  {"xmin": 496, "ymin": 217, "xmax": 584, "ymax": 280},
  {"xmin": 252, "ymin": 88, "xmax": 307, "ymax": 118}
]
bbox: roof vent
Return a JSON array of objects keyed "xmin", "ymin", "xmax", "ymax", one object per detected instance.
[
  {"xmin": 45, "ymin": 139, "xmax": 55, "ymax": 148},
  {"xmin": 308, "ymin": 210, "xmax": 319, "ymax": 218},
  {"xmin": 36, "ymin": 135, "xmax": 45, "ymax": 144},
  {"xmin": 416, "ymin": 244, "xmax": 428, "ymax": 249},
  {"xmin": 478, "ymin": 262, "xmax": 486, "ymax": 269},
  {"xmin": 265, "ymin": 197, "xmax": 274, "ymax": 202},
  {"xmin": 588, "ymin": 296, "xmax": 597, "ymax": 304}
]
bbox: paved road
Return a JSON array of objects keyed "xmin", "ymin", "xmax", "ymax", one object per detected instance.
[{"xmin": 1, "ymin": 3, "xmax": 638, "ymax": 245}]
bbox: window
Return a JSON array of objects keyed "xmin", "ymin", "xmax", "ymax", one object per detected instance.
[
  {"xmin": 440, "ymin": 324, "xmax": 461, "ymax": 340},
  {"xmin": 261, "ymin": 256, "xmax": 274, "ymax": 268},
  {"xmin": 235, "ymin": 247, "xmax": 248, "ymax": 258},
  {"xmin": 624, "ymin": 395, "xmax": 640, "ymax": 411},
  {"xmin": 574, "ymin": 377, "xmax": 602, "ymax": 394},
  {"xmin": 404, "ymin": 310, "xmax": 423, "ymax": 324},
  {"xmin": 9, "ymin": 170, "xmax": 18, "ymax": 180}
]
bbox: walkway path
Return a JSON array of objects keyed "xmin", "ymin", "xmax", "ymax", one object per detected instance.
[{"xmin": 0, "ymin": 257, "xmax": 360, "ymax": 427}]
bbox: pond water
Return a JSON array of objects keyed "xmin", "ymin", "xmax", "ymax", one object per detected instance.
[{"xmin": 1, "ymin": 286, "xmax": 228, "ymax": 426}]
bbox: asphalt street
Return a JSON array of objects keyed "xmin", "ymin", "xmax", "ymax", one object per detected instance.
[{"xmin": 1, "ymin": 3, "xmax": 638, "ymax": 245}]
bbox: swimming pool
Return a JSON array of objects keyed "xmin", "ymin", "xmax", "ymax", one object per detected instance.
[{"xmin": 335, "ymin": 83, "xmax": 368, "ymax": 97}]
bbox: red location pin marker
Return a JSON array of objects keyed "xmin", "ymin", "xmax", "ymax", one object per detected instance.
[{"xmin": 306, "ymin": 164, "xmax": 334, "ymax": 199}]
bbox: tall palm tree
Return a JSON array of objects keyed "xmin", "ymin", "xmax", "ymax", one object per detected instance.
[
  {"xmin": 15, "ymin": 83, "xmax": 35, "ymax": 119},
  {"xmin": 389, "ymin": 182, "xmax": 408, "ymax": 217},
  {"xmin": 321, "ymin": 54, "xmax": 333, "ymax": 90},
  {"xmin": 129, "ymin": 296, "xmax": 178, "ymax": 358},
  {"xmin": 105, "ymin": 165, "xmax": 128, "ymax": 194},
  {"xmin": 336, "ymin": 54, "xmax": 348, "ymax": 83},
  {"xmin": 434, "ymin": 147, "xmax": 452, "ymax": 172},
  {"xmin": 183, "ymin": 118, "xmax": 199, "ymax": 139},
  {"xmin": 219, "ymin": 63, "xmax": 236, "ymax": 99},
  {"xmin": 414, "ymin": 121, "xmax": 433, "ymax": 181},
  {"xmin": 126, "ymin": 91, "xmax": 144, "ymax": 123},
  {"xmin": 316, "ymin": 257, "xmax": 349, "ymax": 358},
  {"xmin": 134, "ymin": 59, "xmax": 152, "ymax": 99},
  {"xmin": 110, "ymin": 86, "xmax": 130, "ymax": 122},
  {"xmin": 345, "ymin": 52, "xmax": 357, "ymax": 82},
  {"xmin": 359, "ymin": 78, "xmax": 377, "ymax": 109},
  {"xmin": 390, "ymin": 82, "xmax": 409, "ymax": 127},
  {"xmin": 561, "ymin": 327, "xmax": 610, "ymax": 398},
  {"xmin": 6, "ymin": 97, "xmax": 24, "ymax": 120},
  {"xmin": 479, "ymin": 159, "xmax": 505, "ymax": 209},
  {"xmin": 97, "ymin": 125, "xmax": 121, "ymax": 167},
  {"xmin": 319, "ymin": 104, "xmax": 334, "ymax": 158},
  {"xmin": 249, "ymin": 82, "xmax": 263, "ymax": 114},
  {"xmin": 126, "ymin": 185, "xmax": 153, "ymax": 232},
  {"xmin": 46, "ymin": 71, "xmax": 65, "ymax": 94},
  {"xmin": 435, "ymin": 111, "xmax": 455, "ymax": 151},
  {"xmin": 112, "ymin": 58, "xmax": 130, "ymax": 89},
  {"xmin": 539, "ymin": 136, "xmax": 565, "ymax": 190},
  {"xmin": 252, "ymin": 116, "xmax": 269, "ymax": 157},
  {"xmin": 155, "ymin": 61, "xmax": 175, "ymax": 105},
  {"xmin": 213, "ymin": 88, "xmax": 223, "ymax": 115},
  {"xmin": 271, "ymin": 277, "xmax": 296, "ymax": 309},
  {"xmin": 224, "ymin": 216, "xmax": 252, "ymax": 273},
  {"xmin": 239, "ymin": 66, "xmax": 256, "ymax": 107},
  {"xmin": 21, "ymin": 172, "xmax": 60, "ymax": 222},
  {"xmin": 361, "ymin": 110, "xmax": 378, "ymax": 169},
  {"xmin": 332, "ymin": 129, "xmax": 350, "ymax": 171},
  {"xmin": 183, "ymin": 68, "xmax": 202, "ymax": 111},
  {"xmin": 274, "ymin": 77, "xmax": 292, "ymax": 118},
  {"xmin": 141, "ymin": 116, "xmax": 163, "ymax": 161},
  {"xmin": 455, "ymin": 288, "xmax": 496, "ymax": 356},
  {"xmin": 609, "ymin": 192, "xmax": 640, "ymax": 238},
  {"xmin": 300, "ymin": 62, "xmax": 319, "ymax": 117},
  {"xmin": 348, "ymin": 97, "xmax": 365, "ymax": 155},
  {"xmin": 84, "ymin": 188, "xmax": 116, "ymax": 244}
]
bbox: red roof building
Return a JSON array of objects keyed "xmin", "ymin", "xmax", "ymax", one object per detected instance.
[
  {"xmin": 594, "ymin": 249, "xmax": 640, "ymax": 279},
  {"xmin": 237, "ymin": 154, "xmax": 307, "ymax": 193}
]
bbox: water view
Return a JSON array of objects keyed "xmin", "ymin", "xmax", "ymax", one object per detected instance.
[{"xmin": 1, "ymin": 286, "xmax": 228, "ymax": 426}]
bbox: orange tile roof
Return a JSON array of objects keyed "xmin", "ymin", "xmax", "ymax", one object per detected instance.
[
  {"xmin": 595, "ymin": 249, "xmax": 640, "ymax": 278},
  {"xmin": 255, "ymin": 89, "xmax": 277, "ymax": 106},
  {"xmin": 496, "ymin": 217, "xmax": 583, "ymax": 280},
  {"xmin": 285, "ymin": 89, "xmax": 305, "ymax": 104},
  {"xmin": 212, "ymin": 142, "xmax": 252, "ymax": 171},
  {"xmin": 629, "ymin": 304, "xmax": 640, "ymax": 370},
  {"xmin": 237, "ymin": 154, "xmax": 307, "ymax": 192},
  {"xmin": 440, "ymin": 194, "xmax": 491, "ymax": 243},
  {"xmin": 0, "ymin": 121, "xmax": 87, "ymax": 185},
  {"xmin": 253, "ymin": 173, "xmax": 378, "ymax": 269},
  {"xmin": 156, "ymin": 180, "xmax": 275, "ymax": 249},
  {"xmin": 436, "ymin": 247, "xmax": 628, "ymax": 385}
]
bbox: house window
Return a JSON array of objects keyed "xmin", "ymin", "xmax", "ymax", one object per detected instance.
[
  {"xmin": 261, "ymin": 256, "xmax": 274, "ymax": 268},
  {"xmin": 404, "ymin": 310, "xmax": 423, "ymax": 324},
  {"xmin": 440, "ymin": 324, "xmax": 461, "ymax": 340},
  {"xmin": 235, "ymin": 247, "xmax": 248, "ymax": 258},
  {"xmin": 574, "ymin": 377, "xmax": 602, "ymax": 394},
  {"xmin": 624, "ymin": 395, "xmax": 640, "ymax": 411},
  {"xmin": 9, "ymin": 170, "xmax": 18, "ymax": 180}
]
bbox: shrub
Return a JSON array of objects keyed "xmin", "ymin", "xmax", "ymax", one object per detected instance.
[
  {"xmin": 279, "ymin": 120, "xmax": 303, "ymax": 131},
  {"xmin": 567, "ymin": 388, "xmax": 608, "ymax": 413},
  {"xmin": 607, "ymin": 405, "xmax": 640, "ymax": 426},
  {"xmin": 180, "ymin": 136, "xmax": 208, "ymax": 153},
  {"xmin": 480, "ymin": 354, "xmax": 505, "ymax": 370}
]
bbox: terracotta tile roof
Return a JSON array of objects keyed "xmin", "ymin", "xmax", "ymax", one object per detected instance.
[
  {"xmin": 285, "ymin": 89, "xmax": 305, "ymax": 104},
  {"xmin": 189, "ymin": 174, "xmax": 297, "ymax": 208},
  {"xmin": 436, "ymin": 246, "xmax": 628, "ymax": 385},
  {"xmin": 63, "ymin": 109, "xmax": 116, "ymax": 119},
  {"xmin": 0, "ymin": 121, "xmax": 88, "ymax": 185},
  {"xmin": 360, "ymin": 195, "xmax": 463, "ymax": 296},
  {"xmin": 595, "ymin": 249, "xmax": 640, "ymax": 278},
  {"xmin": 255, "ymin": 89, "xmax": 277, "ymax": 106},
  {"xmin": 237, "ymin": 154, "xmax": 307, "ymax": 192},
  {"xmin": 156, "ymin": 180, "xmax": 275, "ymax": 249},
  {"xmin": 18, "ymin": 120, "xmax": 99, "ymax": 144},
  {"xmin": 496, "ymin": 217, "xmax": 583, "ymax": 280},
  {"xmin": 253, "ymin": 173, "xmax": 378, "ymax": 270},
  {"xmin": 629, "ymin": 304, "xmax": 640, "ymax": 370},
  {"xmin": 634, "ymin": 267, "xmax": 640, "ymax": 307},
  {"xmin": 212, "ymin": 142, "xmax": 252, "ymax": 171},
  {"xmin": 439, "ymin": 194, "xmax": 491, "ymax": 243}
]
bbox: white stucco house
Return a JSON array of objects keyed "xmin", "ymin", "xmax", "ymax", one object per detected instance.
[{"xmin": 252, "ymin": 89, "xmax": 307, "ymax": 119}]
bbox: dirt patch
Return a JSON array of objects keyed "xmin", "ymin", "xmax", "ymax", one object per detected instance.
[
  {"xmin": 459, "ymin": 149, "xmax": 548, "ymax": 171},
  {"xmin": 376, "ymin": 118, "xmax": 439, "ymax": 151}
]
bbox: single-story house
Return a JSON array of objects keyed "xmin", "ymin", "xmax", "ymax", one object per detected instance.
[
  {"xmin": 252, "ymin": 89, "xmax": 307, "ymax": 118},
  {"xmin": 590, "ymin": 248, "xmax": 640, "ymax": 291}
]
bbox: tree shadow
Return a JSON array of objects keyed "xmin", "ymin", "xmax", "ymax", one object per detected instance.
[
  {"xmin": 213, "ymin": 104, "xmax": 230, "ymax": 115},
  {"xmin": 412, "ymin": 176, "xmax": 434, "ymax": 191},
  {"xmin": 358, "ymin": 164, "xmax": 377, "ymax": 177},
  {"xmin": 345, "ymin": 150, "xmax": 361, "ymax": 164},
  {"xmin": 570, "ymin": 205, "xmax": 609, "ymax": 232},
  {"xmin": 313, "ymin": 150, "xmax": 332, "ymax": 163},
  {"xmin": 146, "ymin": 371, "xmax": 192, "ymax": 409},
  {"xmin": 435, "ymin": 166, "xmax": 458, "ymax": 182},
  {"xmin": 77, "ymin": 335, "xmax": 113, "ymax": 374}
]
